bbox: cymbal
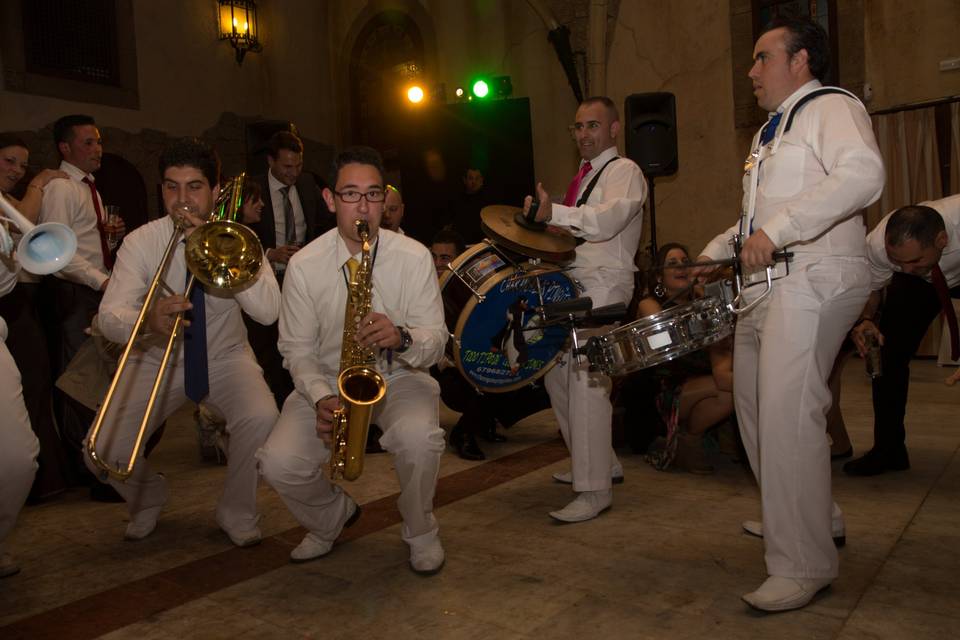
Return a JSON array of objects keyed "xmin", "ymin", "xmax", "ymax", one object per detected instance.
[{"xmin": 480, "ymin": 205, "xmax": 576, "ymax": 265}]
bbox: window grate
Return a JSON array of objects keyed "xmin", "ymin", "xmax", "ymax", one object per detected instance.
[{"xmin": 22, "ymin": 0, "xmax": 120, "ymax": 86}]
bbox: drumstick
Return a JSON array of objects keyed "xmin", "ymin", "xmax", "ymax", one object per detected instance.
[{"xmin": 660, "ymin": 249, "xmax": 793, "ymax": 270}]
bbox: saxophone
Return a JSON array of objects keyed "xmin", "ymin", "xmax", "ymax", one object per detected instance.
[{"xmin": 329, "ymin": 220, "xmax": 387, "ymax": 481}]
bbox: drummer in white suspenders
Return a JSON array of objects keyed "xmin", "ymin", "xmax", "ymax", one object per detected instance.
[
  {"xmin": 695, "ymin": 16, "xmax": 884, "ymax": 611},
  {"xmin": 524, "ymin": 96, "xmax": 647, "ymax": 523}
]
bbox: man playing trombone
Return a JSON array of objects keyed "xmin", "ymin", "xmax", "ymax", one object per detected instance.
[{"xmin": 85, "ymin": 138, "xmax": 281, "ymax": 547}]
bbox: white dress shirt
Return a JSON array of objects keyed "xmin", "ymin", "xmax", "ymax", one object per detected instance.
[
  {"xmin": 550, "ymin": 145, "xmax": 648, "ymax": 272},
  {"xmin": 98, "ymin": 216, "xmax": 280, "ymax": 363},
  {"xmin": 866, "ymin": 194, "xmax": 960, "ymax": 290},
  {"xmin": 703, "ymin": 80, "xmax": 885, "ymax": 262},
  {"xmin": 268, "ymin": 171, "xmax": 306, "ymax": 247},
  {"xmin": 278, "ymin": 228, "xmax": 446, "ymax": 406},
  {"xmin": 39, "ymin": 160, "xmax": 110, "ymax": 290}
]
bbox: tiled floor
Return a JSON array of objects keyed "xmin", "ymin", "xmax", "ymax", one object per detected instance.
[{"xmin": 1, "ymin": 359, "xmax": 958, "ymax": 639}]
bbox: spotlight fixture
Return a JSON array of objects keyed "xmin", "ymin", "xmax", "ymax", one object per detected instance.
[
  {"xmin": 218, "ymin": 0, "xmax": 262, "ymax": 65},
  {"xmin": 407, "ymin": 85, "xmax": 425, "ymax": 104},
  {"xmin": 471, "ymin": 79, "xmax": 490, "ymax": 99}
]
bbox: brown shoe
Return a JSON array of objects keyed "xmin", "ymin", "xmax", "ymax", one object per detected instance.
[{"xmin": 676, "ymin": 431, "xmax": 714, "ymax": 475}]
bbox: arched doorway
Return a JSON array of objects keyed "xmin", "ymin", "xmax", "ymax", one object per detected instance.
[{"xmin": 349, "ymin": 9, "xmax": 426, "ymax": 162}]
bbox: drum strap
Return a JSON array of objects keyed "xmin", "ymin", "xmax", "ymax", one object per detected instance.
[{"xmin": 575, "ymin": 157, "xmax": 620, "ymax": 207}]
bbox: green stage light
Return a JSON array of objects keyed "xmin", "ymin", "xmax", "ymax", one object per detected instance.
[{"xmin": 472, "ymin": 79, "xmax": 489, "ymax": 98}]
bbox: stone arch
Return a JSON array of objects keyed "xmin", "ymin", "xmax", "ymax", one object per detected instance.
[{"xmin": 338, "ymin": 1, "xmax": 438, "ymax": 157}]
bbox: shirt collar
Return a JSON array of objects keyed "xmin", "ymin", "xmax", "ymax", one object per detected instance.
[
  {"xmin": 268, "ymin": 171, "xmax": 290, "ymax": 193},
  {"xmin": 771, "ymin": 79, "xmax": 823, "ymax": 116},
  {"xmin": 584, "ymin": 145, "xmax": 619, "ymax": 170},
  {"xmin": 60, "ymin": 160, "xmax": 93, "ymax": 182},
  {"xmin": 335, "ymin": 228, "xmax": 381, "ymax": 268}
]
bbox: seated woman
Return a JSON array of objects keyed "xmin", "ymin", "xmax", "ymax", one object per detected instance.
[{"xmin": 633, "ymin": 243, "xmax": 734, "ymax": 474}]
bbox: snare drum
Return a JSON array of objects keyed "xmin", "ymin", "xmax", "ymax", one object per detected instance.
[
  {"xmin": 440, "ymin": 242, "xmax": 577, "ymax": 392},
  {"xmin": 584, "ymin": 297, "xmax": 733, "ymax": 377}
]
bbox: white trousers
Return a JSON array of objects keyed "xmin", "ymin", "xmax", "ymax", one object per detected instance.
[
  {"xmin": 258, "ymin": 371, "xmax": 445, "ymax": 542},
  {"xmin": 545, "ymin": 269, "xmax": 632, "ymax": 492},
  {"xmin": 84, "ymin": 347, "xmax": 277, "ymax": 533},
  {"xmin": 734, "ymin": 258, "xmax": 870, "ymax": 579},
  {"xmin": 0, "ymin": 341, "xmax": 39, "ymax": 545}
]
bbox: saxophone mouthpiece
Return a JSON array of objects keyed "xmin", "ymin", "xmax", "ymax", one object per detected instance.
[{"xmin": 355, "ymin": 219, "xmax": 370, "ymax": 240}]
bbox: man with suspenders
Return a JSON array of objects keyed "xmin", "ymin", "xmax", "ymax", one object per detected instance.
[
  {"xmin": 524, "ymin": 96, "xmax": 647, "ymax": 523},
  {"xmin": 696, "ymin": 16, "xmax": 885, "ymax": 611}
]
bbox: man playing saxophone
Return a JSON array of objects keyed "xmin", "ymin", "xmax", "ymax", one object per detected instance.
[
  {"xmin": 85, "ymin": 138, "xmax": 280, "ymax": 547},
  {"xmin": 258, "ymin": 146, "xmax": 448, "ymax": 574}
]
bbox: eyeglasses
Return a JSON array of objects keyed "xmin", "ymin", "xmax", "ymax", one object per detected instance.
[
  {"xmin": 568, "ymin": 121, "xmax": 602, "ymax": 134},
  {"xmin": 334, "ymin": 189, "xmax": 386, "ymax": 203}
]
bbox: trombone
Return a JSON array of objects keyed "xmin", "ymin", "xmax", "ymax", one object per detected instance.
[
  {"xmin": 0, "ymin": 191, "xmax": 77, "ymax": 274},
  {"xmin": 86, "ymin": 174, "xmax": 263, "ymax": 481}
]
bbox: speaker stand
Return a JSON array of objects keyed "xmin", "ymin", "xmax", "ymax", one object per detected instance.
[{"xmin": 646, "ymin": 175, "xmax": 658, "ymax": 260}]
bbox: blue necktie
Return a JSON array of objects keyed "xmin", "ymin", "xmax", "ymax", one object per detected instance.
[
  {"xmin": 759, "ymin": 112, "xmax": 782, "ymax": 145},
  {"xmin": 183, "ymin": 274, "xmax": 209, "ymax": 403}
]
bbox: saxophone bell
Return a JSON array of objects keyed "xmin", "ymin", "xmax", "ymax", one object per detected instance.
[{"xmin": 328, "ymin": 217, "xmax": 386, "ymax": 481}]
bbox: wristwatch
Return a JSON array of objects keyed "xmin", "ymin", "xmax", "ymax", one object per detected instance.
[{"xmin": 396, "ymin": 326, "xmax": 413, "ymax": 353}]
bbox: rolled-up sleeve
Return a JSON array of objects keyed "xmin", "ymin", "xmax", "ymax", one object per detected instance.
[
  {"xmin": 40, "ymin": 180, "xmax": 109, "ymax": 291},
  {"xmin": 550, "ymin": 161, "xmax": 647, "ymax": 242},
  {"xmin": 235, "ymin": 261, "xmax": 280, "ymax": 326}
]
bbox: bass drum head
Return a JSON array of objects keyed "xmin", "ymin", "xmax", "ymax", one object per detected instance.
[{"xmin": 442, "ymin": 249, "xmax": 577, "ymax": 392}]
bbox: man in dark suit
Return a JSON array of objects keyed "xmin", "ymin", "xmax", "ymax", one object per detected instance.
[{"xmin": 246, "ymin": 131, "xmax": 334, "ymax": 408}]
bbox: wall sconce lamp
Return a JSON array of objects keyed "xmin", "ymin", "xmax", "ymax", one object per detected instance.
[{"xmin": 218, "ymin": 0, "xmax": 262, "ymax": 65}]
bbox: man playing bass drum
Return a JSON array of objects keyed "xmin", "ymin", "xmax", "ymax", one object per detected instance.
[{"xmin": 257, "ymin": 146, "xmax": 449, "ymax": 575}]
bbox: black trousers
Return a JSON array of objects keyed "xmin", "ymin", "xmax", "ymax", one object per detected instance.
[
  {"xmin": 243, "ymin": 313, "xmax": 293, "ymax": 411},
  {"xmin": 433, "ymin": 366, "xmax": 552, "ymax": 435},
  {"xmin": 0, "ymin": 282, "xmax": 74, "ymax": 496},
  {"xmin": 872, "ymin": 272, "xmax": 960, "ymax": 452},
  {"xmin": 42, "ymin": 277, "xmax": 102, "ymax": 480}
]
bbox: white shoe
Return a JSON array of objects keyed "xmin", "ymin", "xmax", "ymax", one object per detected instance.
[
  {"xmin": 407, "ymin": 528, "xmax": 445, "ymax": 575},
  {"xmin": 549, "ymin": 490, "xmax": 612, "ymax": 523},
  {"xmin": 223, "ymin": 524, "xmax": 262, "ymax": 548},
  {"xmin": 742, "ymin": 575, "xmax": 832, "ymax": 612},
  {"xmin": 290, "ymin": 500, "xmax": 360, "ymax": 563},
  {"xmin": 551, "ymin": 466, "xmax": 624, "ymax": 485},
  {"xmin": 125, "ymin": 505, "xmax": 163, "ymax": 540},
  {"xmin": 124, "ymin": 474, "xmax": 168, "ymax": 541},
  {"xmin": 0, "ymin": 551, "xmax": 20, "ymax": 578},
  {"xmin": 741, "ymin": 520, "xmax": 846, "ymax": 547}
]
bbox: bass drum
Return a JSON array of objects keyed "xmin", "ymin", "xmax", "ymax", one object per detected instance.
[{"xmin": 439, "ymin": 242, "xmax": 578, "ymax": 393}]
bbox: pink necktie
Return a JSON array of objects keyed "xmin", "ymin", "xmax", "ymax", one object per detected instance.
[
  {"xmin": 82, "ymin": 176, "xmax": 113, "ymax": 270},
  {"xmin": 562, "ymin": 161, "xmax": 592, "ymax": 207}
]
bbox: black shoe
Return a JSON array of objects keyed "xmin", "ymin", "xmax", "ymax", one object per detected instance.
[
  {"xmin": 449, "ymin": 424, "xmax": 485, "ymax": 461},
  {"xmin": 843, "ymin": 447, "xmax": 910, "ymax": 476},
  {"xmin": 365, "ymin": 424, "xmax": 385, "ymax": 454},
  {"xmin": 90, "ymin": 481, "xmax": 125, "ymax": 503},
  {"xmin": 481, "ymin": 424, "xmax": 507, "ymax": 443},
  {"xmin": 831, "ymin": 446, "xmax": 853, "ymax": 460},
  {"xmin": 459, "ymin": 434, "xmax": 486, "ymax": 461}
]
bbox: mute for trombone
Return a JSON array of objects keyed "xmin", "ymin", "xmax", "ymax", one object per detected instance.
[{"xmin": 0, "ymin": 191, "xmax": 77, "ymax": 274}]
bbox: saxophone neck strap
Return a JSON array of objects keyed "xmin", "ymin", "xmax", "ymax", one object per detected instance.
[{"xmin": 341, "ymin": 237, "xmax": 380, "ymax": 289}]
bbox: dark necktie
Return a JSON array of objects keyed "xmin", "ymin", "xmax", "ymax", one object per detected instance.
[
  {"xmin": 280, "ymin": 186, "xmax": 296, "ymax": 245},
  {"xmin": 82, "ymin": 176, "xmax": 114, "ymax": 270},
  {"xmin": 931, "ymin": 264, "xmax": 959, "ymax": 360},
  {"xmin": 759, "ymin": 112, "xmax": 783, "ymax": 146},
  {"xmin": 183, "ymin": 273, "xmax": 209, "ymax": 403},
  {"xmin": 562, "ymin": 161, "xmax": 592, "ymax": 207}
]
